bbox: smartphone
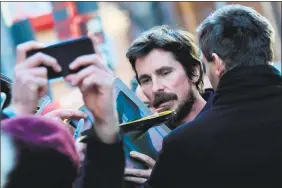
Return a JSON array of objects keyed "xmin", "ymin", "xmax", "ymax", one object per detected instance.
[{"xmin": 26, "ymin": 37, "xmax": 95, "ymax": 79}]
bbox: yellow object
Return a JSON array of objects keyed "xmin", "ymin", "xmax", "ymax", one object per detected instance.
[{"xmin": 120, "ymin": 110, "xmax": 174, "ymax": 126}]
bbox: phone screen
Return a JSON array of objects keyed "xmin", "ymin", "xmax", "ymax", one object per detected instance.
[{"xmin": 27, "ymin": 37, "xmax": 95, "ymax": 79}]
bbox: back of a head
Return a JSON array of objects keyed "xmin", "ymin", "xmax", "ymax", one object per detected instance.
[
  {"xmin": 197, "ymin": 4, "xmax": 275, "ymax": 70},
  {"xmin": 1, "ymin": 116, "xmax": 79, "ymax": 188},
  {"xmin": 126, "ymin": 25, "xmax": 204, "ymax": 93}
]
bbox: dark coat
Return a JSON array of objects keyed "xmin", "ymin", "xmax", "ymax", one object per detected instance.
[{"xmin": 144, "ymin": 65, "xmax": 282, "ymax": 188}]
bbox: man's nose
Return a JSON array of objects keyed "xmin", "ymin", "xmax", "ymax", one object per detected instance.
[{"xmin": 152, "ymin": 78, "xmax": 165, "ymax": 93}]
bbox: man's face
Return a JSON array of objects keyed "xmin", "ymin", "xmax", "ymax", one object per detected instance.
[{"xmin": 135, "ymin": 49, "xmax": 192, "ymax": 116}]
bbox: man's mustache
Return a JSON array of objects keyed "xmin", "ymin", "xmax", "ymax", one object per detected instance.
[{"xmin": 152, "ymin": 92, "xmax": 178, "ymax": 108}]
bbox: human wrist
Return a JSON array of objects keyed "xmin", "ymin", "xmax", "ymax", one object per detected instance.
[{"xmin": 93, "ymin": 116, "xmax": 121, "ymax": 144}]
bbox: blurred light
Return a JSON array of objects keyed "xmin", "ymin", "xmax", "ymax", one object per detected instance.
[
  {"xmin": 0, "ymin": 2, "xmax": 52, "ymax": 26},
  {"xmin": 59, "ymin": 88, "xmax": 84, "ymax": 109},
  {"xmin": 1, "ymin": 2, "xmax": 13, "ymax": 26},
  {"xmin": 98, "ymin": 2, "xmax": 130, "ymax": 37},
  {"xmin": 215, "ymin": 2, "xmax": 227, "ymax": 9}
]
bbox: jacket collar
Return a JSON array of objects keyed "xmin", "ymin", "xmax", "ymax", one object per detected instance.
[
  {"xmin": 200, "ymin": 88, "xmax": 214, "ymax": 113},
  {"xmin": 213, "ymin": 65, "xmax": 282, "ymax": 106}
]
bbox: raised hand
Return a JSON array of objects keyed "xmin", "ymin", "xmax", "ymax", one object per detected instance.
[{"xmin": 11, "ymin": 41, "xmax": 61, "ymax": 115}]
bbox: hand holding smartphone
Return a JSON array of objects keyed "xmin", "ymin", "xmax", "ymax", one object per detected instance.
[{"xmin": 26, "ymin": 37, "xmax": 95, "ymax": 79}]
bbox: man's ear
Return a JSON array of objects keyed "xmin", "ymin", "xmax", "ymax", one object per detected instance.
[
  {"xmin": 211, "ymin": 53, "xmax": 225, "ymax": 78},
  {"xmin": 191, "ymin": 64, "xmax": 202, "ymax": 85}
]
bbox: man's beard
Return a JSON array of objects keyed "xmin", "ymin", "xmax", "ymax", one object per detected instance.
[
  {"xmin": 170, "ymin": 89, "xmax": 195, "ymax": 127},
  {"xmin": 152, "ymin": 89, "xmax": 195, "ymax": 128}
]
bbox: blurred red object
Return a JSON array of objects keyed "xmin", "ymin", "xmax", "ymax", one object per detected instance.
[
  {"xmin": 41, "ymin": 101, "xmax": 60, "ymax": 115},
  {"xmin": 30, "ymin": 13, "xmax": 54, "ymax": 32}
]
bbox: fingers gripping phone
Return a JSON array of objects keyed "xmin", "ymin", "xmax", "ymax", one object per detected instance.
[{"xmin": 26, "ymin": 37, "xmax": 95, "ymax": 79}]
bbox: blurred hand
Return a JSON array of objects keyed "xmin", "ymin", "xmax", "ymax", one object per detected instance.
[
  {"xmin": 11, "ymin": 41, "xmax": 61, "ymax": 115},
  {"xmin": 65, "ymin": 34, "xmax": 119, "ymax": 144},
  {"xmin": 124, "ymin": 151, "xmax": 156, "ymax": 184},
  {"xmin": 44, "ymin": 109, "xmax": 87, "ymax": 123},
  {"xmin": 75, "ymin": 139, "xmax": 87, "ymax": 165}
]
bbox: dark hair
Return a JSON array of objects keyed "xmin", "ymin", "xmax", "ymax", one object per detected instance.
[
  {"xmin": 197, "ymin": 4, "xmax": 275, "ymax": 70},
  {"xmin": 5, "ymin": 141, "xmax": 78, "ymax": 188},
  {"xmin": 126, "ymin": 25, "xmax": 204, "ymax": 93}
]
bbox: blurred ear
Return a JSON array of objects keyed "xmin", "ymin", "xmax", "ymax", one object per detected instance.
[{"xmin": 211, "ymin": 53, "xmax": 225, "ymax": 78}]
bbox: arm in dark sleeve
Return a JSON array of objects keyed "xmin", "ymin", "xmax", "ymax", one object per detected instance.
[{"xmin": 82, "ymin": 132, "xmax": 125, "ymax": 188}]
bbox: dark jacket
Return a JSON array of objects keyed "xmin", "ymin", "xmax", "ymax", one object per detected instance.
[{"xmin": 144, "ymin": 65, "xmax": 282, "ymax": 188}]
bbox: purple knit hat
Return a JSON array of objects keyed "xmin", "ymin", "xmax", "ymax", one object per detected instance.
[{"xmin": 1, "ymin": 115, "xmax": 80, "ymax": 169}]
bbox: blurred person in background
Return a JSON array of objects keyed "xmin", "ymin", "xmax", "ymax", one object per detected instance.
[
  {"xmin": 140, "ymin": 4, "xmax": 282, "ymax": 188},
  {"xmin": 1, "ymin": 35, "xmax": 125, "ymax": 188},
  {"xmin": 124, "ymin": 25, "xmax": 214, "ymax": 184}
]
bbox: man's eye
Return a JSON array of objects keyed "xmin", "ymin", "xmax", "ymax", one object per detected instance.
[
  {"xmin": 161, "ymin": 70, "xmax": 171, "ymax": 76},
  {"xmin": 141, "ymin": 78, "xmax": 150, "ymax": 85}
]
